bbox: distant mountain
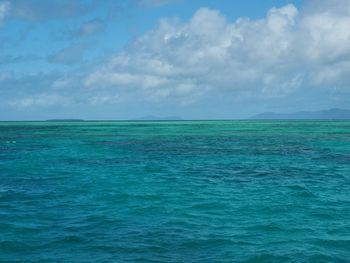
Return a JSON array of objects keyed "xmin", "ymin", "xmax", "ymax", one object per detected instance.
[
  {"xmin": 135, "ymin": 115, "xmax": 182, "ymax": 121},
  {"xmin": 250, "ymin": 108, "xmax": 350, "ymax": 120}
]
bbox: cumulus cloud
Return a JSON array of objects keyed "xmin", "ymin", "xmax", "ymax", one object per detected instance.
[{"xmin": 85, "ymin": 1, "xmax": 350, "ymax": 104}]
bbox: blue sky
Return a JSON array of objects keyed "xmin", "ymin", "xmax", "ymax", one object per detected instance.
[{"xmin": 1, "ymin": 0, "xmax": 349, "ymax": 120}]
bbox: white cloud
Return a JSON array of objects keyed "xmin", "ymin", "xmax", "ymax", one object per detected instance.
[
  {"xmin": 81, "ymin": 1, "xmax": 350, "ymax": 104},
  {"xmin": 0, "ymin": 1, "xmax": 10, "ymax": 25},
  {"xmin": 51, "ymin": 78, "xmax": 74, "ymax": 90},
  {"xmin": 9, "ymin": 93, "xmax": 72, "ymax": 108},
  {"xmin": 72, "ymin": 19, "xmax": 105, "ymax": 37},
  {"xmin": 267, "ymin": 4, "xmax": 298, "ymax": 33},
  {"xmin": 88, "ymin": 95, "xmax": 120, "ymax": 105}
]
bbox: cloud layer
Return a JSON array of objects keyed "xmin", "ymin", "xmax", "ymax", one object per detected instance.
[
  {"xmin": 1, "ymin": 0, "xmax": 350, "ymax": 119},
  {"xmin": 6, "ymin": 0, "xmax": 93, "ymax": 21},
  {"xmin": 85, "ymin": 1, "xmax": 350, "ymax": 104}
]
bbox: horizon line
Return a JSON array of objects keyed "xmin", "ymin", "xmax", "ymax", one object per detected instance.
[{"xmin": 1, "ymin": 118, "xmax": 350, "ymax": 122}]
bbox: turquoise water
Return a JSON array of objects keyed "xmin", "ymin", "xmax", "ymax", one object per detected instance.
[{"xmin": 0, "ymin": 121, "xmax": 349, "ymax": 262}]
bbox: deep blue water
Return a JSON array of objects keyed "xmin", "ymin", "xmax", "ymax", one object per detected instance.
[{"xmin": 0, "ymin": 121, "xmax": 350, "ymax": 262}]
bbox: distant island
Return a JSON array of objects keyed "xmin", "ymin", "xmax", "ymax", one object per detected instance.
[{"xmin": 250, "ymin": 108, "xmax": 350, "ymax": 120}]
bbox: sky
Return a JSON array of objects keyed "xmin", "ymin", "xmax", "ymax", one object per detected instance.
[{"xmin": 1, "ymin": 0, "xmax": 350, "ymax": 120}]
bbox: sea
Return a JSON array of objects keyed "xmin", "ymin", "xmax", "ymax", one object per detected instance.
[{"xmin": 0, "ymin": 121, "xmax": 349, "ymax": 262}]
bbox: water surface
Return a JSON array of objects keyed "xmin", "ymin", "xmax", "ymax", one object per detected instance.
[{"xmin": 0, "ymin": 121, "xmax": 349, "ymax": 262}]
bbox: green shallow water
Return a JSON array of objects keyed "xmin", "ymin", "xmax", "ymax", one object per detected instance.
[{"xmin": 0, "ymin": 121, "xmax": 349, "ymax": 262}]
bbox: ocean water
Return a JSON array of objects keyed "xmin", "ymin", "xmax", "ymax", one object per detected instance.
[{"xmin": 0, "ymin": 121, "xmax": 349, "ymax": 262}]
